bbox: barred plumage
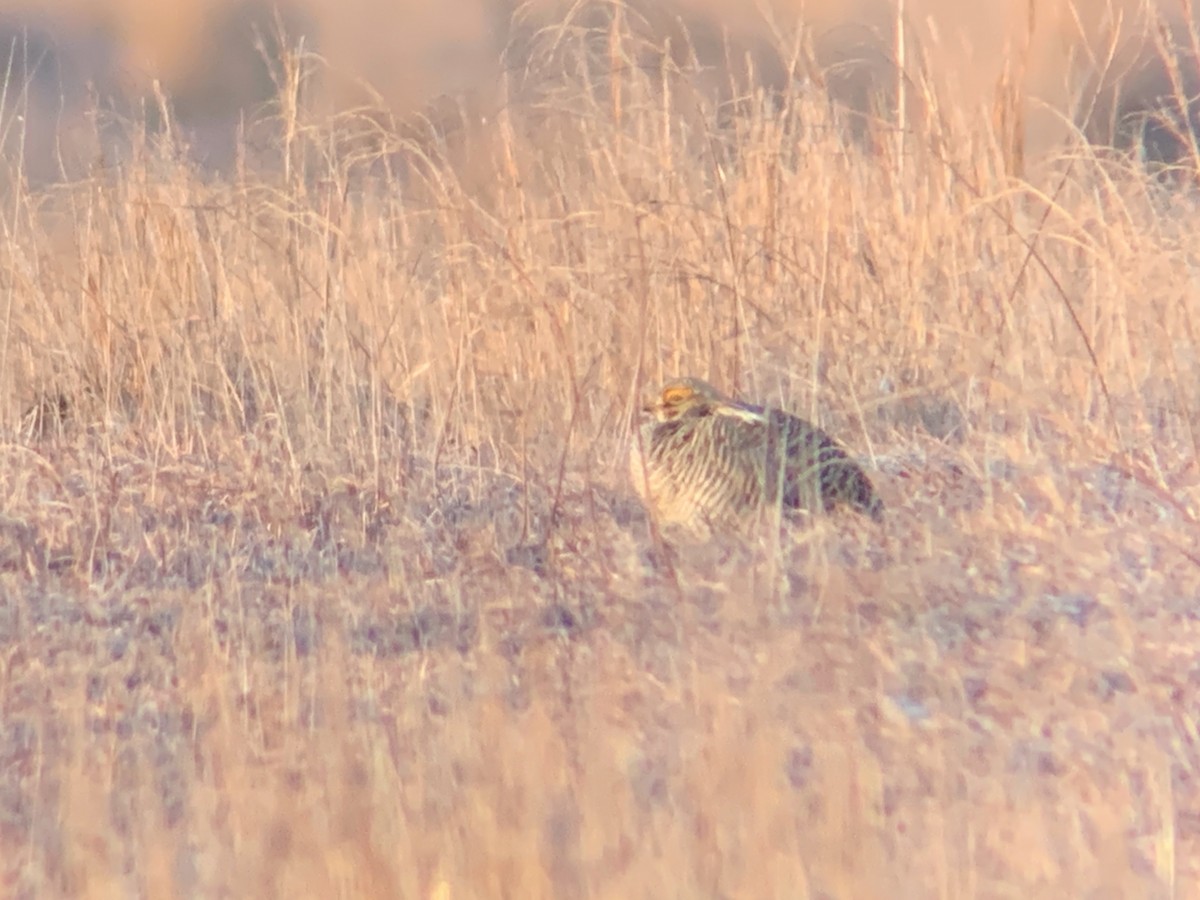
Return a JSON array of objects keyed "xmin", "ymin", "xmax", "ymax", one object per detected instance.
[{"xmin": 630, "ymin": 377, "xmax": 883, "ymax": 533}]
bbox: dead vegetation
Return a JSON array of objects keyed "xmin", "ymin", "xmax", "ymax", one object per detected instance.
[{"xmin": 1, "ymin": 5, "xmax": 1200, "ymax": 897}]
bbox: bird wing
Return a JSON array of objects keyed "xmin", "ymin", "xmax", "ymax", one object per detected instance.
[{"xmin": 768, "ymin": 410, "xmax": 882, "ymax": 517}]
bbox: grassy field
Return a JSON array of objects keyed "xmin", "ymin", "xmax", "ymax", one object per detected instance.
[{"xmin": 2, "ymin": 8, "xmax": 1200, "ymax": 898}]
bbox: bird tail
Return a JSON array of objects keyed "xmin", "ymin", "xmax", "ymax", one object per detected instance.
[{"xmin": 851, "ymin": 471, "xmax": 885, "ymax": 522}]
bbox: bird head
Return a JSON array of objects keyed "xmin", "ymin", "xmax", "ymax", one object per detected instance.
[{"xmin": 643, "ymin": 377, "xmax": 765, "ymax": 423}]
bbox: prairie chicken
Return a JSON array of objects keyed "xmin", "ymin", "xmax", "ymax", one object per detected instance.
[{"xmin": 630, "ymin": 377, "xmax": 883, "ymax": 532}]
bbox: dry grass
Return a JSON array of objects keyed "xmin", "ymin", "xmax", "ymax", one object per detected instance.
[
  {"xmin": 4, "ymin": 0, "xmax": 1200, "ymax": 173},
  {"xmin": 2, "ymin": 7, "xmax": 1200, "ymax": 898}
]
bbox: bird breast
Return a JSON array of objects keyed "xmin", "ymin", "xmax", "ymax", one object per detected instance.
[{"xmin": 631, "ymin": 414, "xmax": 776, "ymax": 528}]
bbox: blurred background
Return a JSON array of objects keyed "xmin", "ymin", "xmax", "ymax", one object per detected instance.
[{"xmin": 0, "ymin": 0, "xmax": 1198, "ymax": 181}]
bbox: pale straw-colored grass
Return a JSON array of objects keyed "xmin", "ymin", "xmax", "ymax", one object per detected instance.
[{"xmin": 1, "ymin": 6, "xmax": 1199, "ymax": 898}]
